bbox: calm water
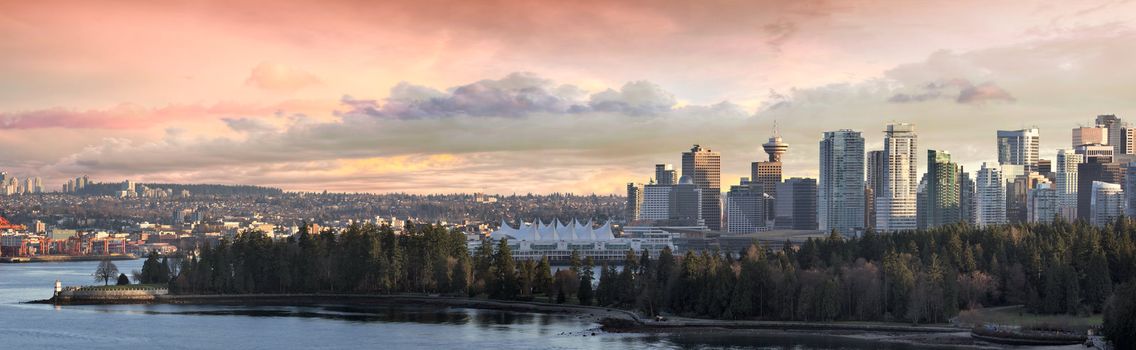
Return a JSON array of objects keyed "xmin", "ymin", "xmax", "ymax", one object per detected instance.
[{"xmin": 0, "ymin": 260, "xmax": 930, "ymax": 349}]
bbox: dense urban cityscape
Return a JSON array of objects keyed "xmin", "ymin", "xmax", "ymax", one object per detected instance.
[
  {"xmin": 0, "ymin": 115, "xmax": 1131, "ymax": 263},
  {"xmin": 5, "ymin": 1, "xmax": 1136, "ymax": 349}
]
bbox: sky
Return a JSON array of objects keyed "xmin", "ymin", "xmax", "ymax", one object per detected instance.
[{"xmin": 1, "ymin": 0, "xmax": 1135, "ymax": 194}]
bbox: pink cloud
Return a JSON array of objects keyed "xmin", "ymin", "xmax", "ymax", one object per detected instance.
[
  {"xmin": 245, "ymin": 62, "xmax": 322, "ymax": 92},
  {"xmin": 0, "ymin": 102, "xmax": 310, "ymax": 130}
]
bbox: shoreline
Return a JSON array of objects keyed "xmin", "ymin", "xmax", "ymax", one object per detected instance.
[
  {"xmin": 0, "ymin": 255, "xmax": 137, "ymax": 263},
  {"xmin": 34, "ymin": 292, "xmax": 1035, "ymax": 349}
]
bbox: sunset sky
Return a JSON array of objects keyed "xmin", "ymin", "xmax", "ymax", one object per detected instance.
[{"xmin": 2, "ymin": 0, "xmax": 1135, "ymax": 194}]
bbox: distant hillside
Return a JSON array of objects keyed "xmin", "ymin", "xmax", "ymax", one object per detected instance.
[{"xmin": 75, "ymin": 182, "xmax": 284, "ymax": 197}]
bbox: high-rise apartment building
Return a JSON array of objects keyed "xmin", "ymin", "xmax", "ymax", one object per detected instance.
[
  {"xmin": 959, "ymin": 169, "xmax": 976, "ymax": 225},
  {"xmin": 922, "ymin": 150, "xmax": 960, "ymax": 229},
  {"xmin": 1028, "ymin": 183, "xmax": 1059, "ymax": 223},
  {"xmin": 865, "ymin": 150, "xmax": 886, "ymax": 229},
  {"xmin": 626, "ymin": 183, "xmax": 643, "ymax": 221},
  {"xmin": 819, "ymin": 130, "xmax": 865, "ymax": 236},
  {"xmin": 997, "ymin": 128, "xmax": 1040, "ymax": 171},
  {"xmin": 655, "ymin": 164, "xmax": 677, "ymax": 185},
  {"xmin": 975, "ymin": 162, "xmax": 1007, "ymax": 226},
  {"xmin": 876, "ymin": 123, "xmax": 918, "ymax": 232},
  {"xmin": 1055, "ymin": 149, "xmax": 1082, "ymax": 219},
  {"xmin": 641, "ymin": 183, "xmax": 672, "ymax": 220},
  {"xmin": 682, "ymin": 145, "xmax": 721, "ymax": 230},
  {"xmin": 1090, "ymin": 181, "xmax": 1124, "ymax": 227}
]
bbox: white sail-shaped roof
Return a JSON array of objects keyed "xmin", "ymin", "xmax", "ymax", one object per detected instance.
[
  {"xmin": 595, "ymin": 220, "xmax": 615, "ymax": 241},
  {"xmin": 487, "ymin": 218, "xmax": 618, "ymax": 242}
]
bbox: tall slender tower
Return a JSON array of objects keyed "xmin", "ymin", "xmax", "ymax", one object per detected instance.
[
  {"xmin": 876, "ymin": 123, "xmax": 918, "ymax": 232},
  {"xmin": 975, "ymin": 162, "xmax": 1007, "ymax": 226},
  {"xmin": 682, "ymin": 145, "xmax": 721, "ymax": 230},
  {"xmin": 753, "ymin": 125, "xmax": 788, "ymax": 222},
  {"xmin": 923, "ymin": 150, "xmax": 961, "ymax": 229},
  {"xmin": 819, "ymin": 130, "xmax": 865, "ymax": 236},
  {"xmin": 865, "ymin": 150, "xmax": 886, "ymax": 229}
]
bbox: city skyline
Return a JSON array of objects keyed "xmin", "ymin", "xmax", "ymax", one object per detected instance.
[{"xmin": 2, "ymin": 1, "xmax": 1135, "ymax": 194}]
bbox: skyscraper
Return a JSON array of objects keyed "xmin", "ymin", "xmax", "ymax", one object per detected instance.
[
  {"xmin": 682, "ymin": 145, "xmax": 722, "ymax": 230},
  {"xmin": 1055, "ymin": 149, "xmax": 1082, "ymax": 219},
  {"xmin": 752, "ymin": 134, "xmax": 788, "ymax": 221},
  {"xmin": 1072, "ymin": 126, "xmax": 1108, "ymax": 148},
  {"xmin": 975, "ymin": 162, "xmax": 1007, "ymax": 226},
  {"xmin": 626, "ymin": 183, "xmax": 643, "ymax": 221},
  {"xmin": 1090, "ymin": 181, "xmax": 1124, "ymax": 227},
  {"xmin": 775, "ymin": 178, "xmax": 818, "ymax": 230},
  {"xmin": 1096, "ymin": 114, "xmax": 1125, "ymax": 155},
  {"xmin": 959, "ymin": 168, "xmax": 976, "ymax": 225},
  {"xmin": 819, "ymin": 130, "xmax": 865, "ymax": 236},
  {"xmin": 1078, "ymin": 157, "xmax": 1123, "ymax": 222},
  {"xmin": 641, "ymin": 183, "xmax": 672, "ymax": 221},
  {"xmin": 669, "ymin": 176, "xmax": 703, "ymax": 225},
  {"xmin": 655, "ymin": 164, "xmax": 677, "ymax": 185},
  {"xmin": 865, "ymin": 150, "xmax": 886, "ymax": 229},
  {"xmin": 876, "ymin": 123, "xmax": 918, "ymax": 232},
  {"xmin": 922, "ymin": 150, "xmax": 961, "ymax": 229},
  {"xmin": 726, "ymin": 178, "xmax": 768, "ymax": 234},
  {"xmin": 997, "ymin": 128, "xmax": 1040, "ymax": 171}
]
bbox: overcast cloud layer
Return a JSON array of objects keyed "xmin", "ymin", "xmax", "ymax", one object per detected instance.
[{"xmin": 1, "ymin": 0, "xmax": 1134, "ymax": 194}]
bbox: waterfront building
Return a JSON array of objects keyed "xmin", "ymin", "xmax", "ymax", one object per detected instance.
[
  {"xmin": 682, "ymin": 144, "xmax": 721, "ymax": 231},
  {"xmin": 876, "ymin": 123, "xmax": 918, "ymax": 232},
  {"xmin": 818, "ymin": 129, "xmax": 865, "ymax": 236},
  {"xmin": 1090, "ymin": 182, "xmax": 1124, "ymax": 227},
  {"xmin": 483, "ymin": 219, "xmax": 673, "ymax": 261}
]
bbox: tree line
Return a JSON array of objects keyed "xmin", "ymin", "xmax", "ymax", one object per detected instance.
[{"xmin": 164, "ymin": 217, "xmax": 1136, "ymax": 346}]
